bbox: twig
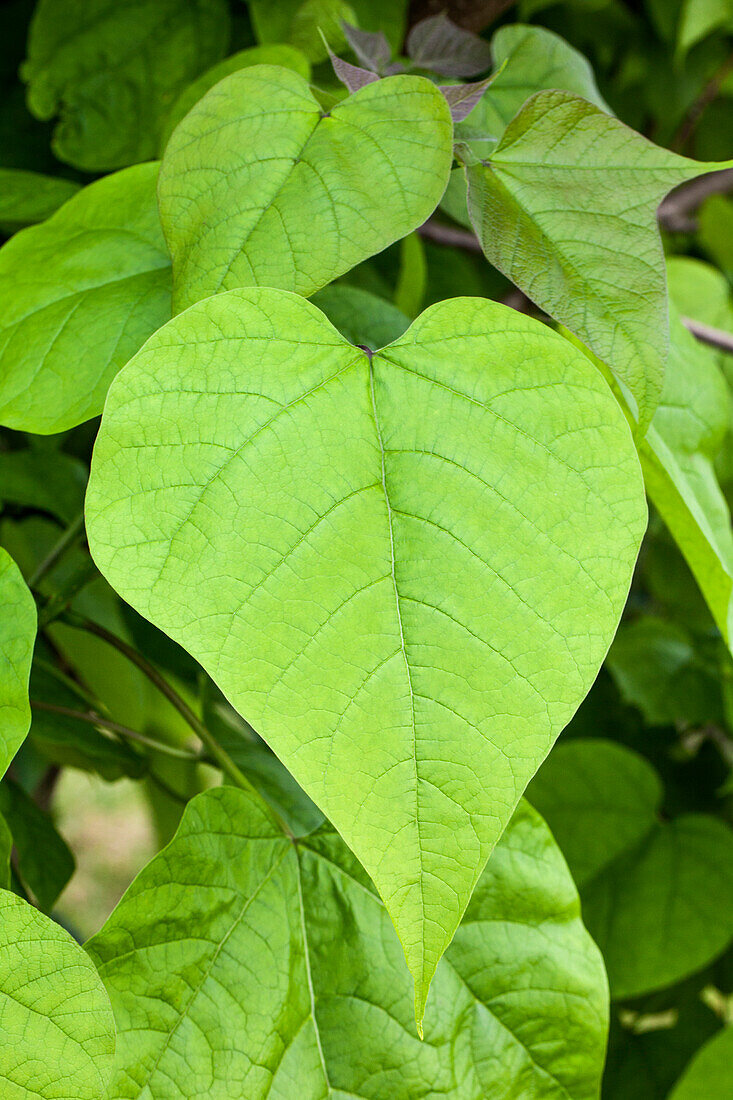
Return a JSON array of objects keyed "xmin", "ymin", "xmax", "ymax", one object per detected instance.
[
  {"xmin": 672, "ymin": 51, "xmax": 733, "ymax": 154},
  {"xmin": 30, "ymin": 699, "xmax": 202, "ymax": 761},
  {"xmin": 29, "ymin": 512, "xmax": 85, "ymax": 589},
  {"xmin": 418, "ymin": 219, "xmax": 482, "ymax": 251},
  {"xmin": 58, "ymin": 611, "xmax": 293, "ymax": 836},
  {"xmin": 659, "ymin": 168, "xmax": 733, "ymax": 234},
  {"xmin": 681, "ymin": 316, "xmax": 733, "ymax": 354}
]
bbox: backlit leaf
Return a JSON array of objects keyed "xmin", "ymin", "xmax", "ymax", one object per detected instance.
[
  {"xmin": 157, "ymin": 67, "xmax": 453, "ymax": 311},
  {"xmin": 0, "ymin": 162, "xmax": 171, "ymax": 434},
  {"xmin": 0, "ymin": 548, "xmax": 35, "ymax": 779},
  {"xmin": 88, "ymin": 785, "xmax": 608, "ymax": 1098},
  {"xmin": 462, "ymin": 90, "xmax": 733, "ymax": 425},
  {"xmin": 85, "ymin": 288, "xmax": 645, "ymax": 1022},
  {"xmin": 0, "ymin": 889, "xmax": 115, "ymax": 1098}
]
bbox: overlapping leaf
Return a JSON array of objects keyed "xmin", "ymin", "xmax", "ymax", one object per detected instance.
[
  {"xmin": 670, "ymin": 1026, "xmax": 733, "ymax": 1098},
  {"xmin": 22, "ymin": 0, "xmax": 231, "ymax": 169},
  {"xmin": 86, "ymin": 288, "xmax": 645, "ymax": 1021},
  {"xmin": 88, "ymin": 785, "xmax": 608, "ymax": 1098},
  {"xmin": 529, "ymin": 739, "xmax": 733, "ymax": 998},
  {"xmin": 157, "ymin": 67, "xmax": 453, "ymax": 310},
  {"xmin": 0, "ymin": 162, "xmax": 171, "ymax": 434},
  {"xmin": 0, "ymin": 889, "xmax": 115, "ymax": 1098},
  {"xmin": 461, "ymin": 90, "xmax": 733, "ymax": 425},
  {"xmin": 160, "ymin": 44, "xmax": 310, "ymax": 150},
  {"xmin": 639, "ymin": 309, "xmax": 733, "ymax": 646},
  {"xmin": 0, "ymin": 167, "xmax": 79, "ymax": 232},
  {"xmin": 0, "ymin": 548, "xmax": 35, "ymax": 779}
]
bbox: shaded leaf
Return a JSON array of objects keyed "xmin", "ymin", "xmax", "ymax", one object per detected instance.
[
  {"xmin": 0, "ymin": 888, "xmax": 115, "ymax": 1097},
  {"xmin": 0, "ymin": 548, "xmax": 35, "ymax": 778},
  {"xmin": 462, "ymin": 90, "xmax": 733, "ymax": 425},
  {"xmin": 606, "ymin": 615, "xmax": 724, "ymax": 727},
  {"xmin": 406, "ymin": 12, "xmax": 492, "ymax": 78},
  {"xmin": 249, "ymin": 0, "xmax": 407, "ymax": 50},
  {"xmin": 0, "ymin": 811, "xmax": 11, "ymax": 889},
  {"xmin": 22, "ymin": 0, "xmax": 231, "ymax": 170},
  {"xmin": 0, "ymin": 448, "xmax": 86, "ymax": 524},
  {"xmin": 160, "ymin": 44, "xmax": 310, "ymax": 151},
  {"xmin": 0, "ymin": 168, "xmax": 79, "ymax": 233},
  {"xmin": 158, "ymin": 67, "xmax": 453, "ymax": 311},
  {"xmin": 310, "ymin": 284, "xmax": 409, "ymax": 347},
  {"xmin": 86, "ymin": 288, "xmax": 645, "ymax": 1023},
  {"xmin": 669, "ymin": 1025, "xmax": 733, "ymax": 1098},
  {"xmin": 341, "ymin": 20, "xmax": 391, "ymax": 71},
  {"xmin": 0, "ymin": 162, "xmax": 171, "ymax": 434},
  {"xmin": 0, "ymin": 777, "xmax": 74, "ymax": 912},
  {"xmin": 289, "ymin": 0, "xmax": 355, "ymax": 62},
  {"xmin": 88, "ymin": 786, "xmax": 608, "ymax": 1097},
  {"xmin": 529, "ymin": 739, "xmax": 733, "ymax": 999}
]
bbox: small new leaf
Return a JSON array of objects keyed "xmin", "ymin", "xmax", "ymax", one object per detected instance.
[
  {"xmin": 406, "ymin": 12, "xmax": 492, "ymax": 77},
  {"xmin": 341, "ymin": 20, "xmax": 391, "ymax": 71},
  {"xmin": 439, "ymin": 76, "xmax": 497, "ymax": 123}
]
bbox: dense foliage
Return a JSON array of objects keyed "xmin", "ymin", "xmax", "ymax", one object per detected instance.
[{"xmin": 2, "ymin": 1, "xmax": 733, "ymax": 1096}]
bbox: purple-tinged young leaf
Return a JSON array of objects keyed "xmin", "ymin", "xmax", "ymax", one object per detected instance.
[
  {"xmin": 407, "ymin": 12, "xmax": 492, "ymax": 78},
  {"xmin": 439, "ymin": 76, "xmax": 496, "ymax": 122},
  {"xmin": 341, "ymin": 20, "xmax": 391, "ymax": 72},
  {"xmin": 327, "ymin": 47, "xmax": 380, "ymax": 92}
]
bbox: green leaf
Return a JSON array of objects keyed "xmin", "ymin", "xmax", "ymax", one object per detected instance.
[
  {"xmin": 455, "ymin": 24, "xmax": 609, "ymax": 153},
  {"xmin": 22, "ymin": 0, "xmax": 231, "ymax": 170},
  {"xmin": 528, "ymin": 739, "xmax": 733, "ymax": 999},
  {"xmin": 288, "ymin": 0, "xmax": 356, "ymax": 62},
  {"xmin": 0, "ymin": 548, "xmax": 35, "ymax": 780},
  {"xmin": 678, "ymin": 0, "xmax": 733, "ymax": 56},
  {"xmin": 85, "ymin": 287, "xmax": 645, "ymax": 1023},
  {"xmin": 88, "ymin": 785, "xmax": 608, "ymax": 1097},
  {"xmin": 0, "ymin": 168, "xmax": 79, "ymax": 232},
  {"xmin": 670, "ymin": 1026, "xmax": 733, "ymax": 1098},
  {"xmin": 0, "ymin": 811, "xmax": 11, "ymax": 889},
  {"xmin": 461, "ymin": 90, "xmax": 733, "ymax": 426},
  {"xmin": 0, "ymin": 162, "xmax": 171, "ymax": 434},
  {"xmin": 639, "ymin": 310, "xmax": 733, "ymax": 647},
  {"xmin": 310, "ymin": 284, "xmax": 409, "ymax": 347},
  {"xmin": 606, "ymin": 615, "xmax": 724, "ymax": 727},
  {"xmin": 0, "ymin": 448, "xmax": 87, "ymax": 525},
  {"xmin": 160, "ymin": 44, "xmax": 310, "ymax": 151},
  {"xmin": 698, "ymin": 194, "xmax": 733, "ymax": 280},
  {"xmin": 0, "ymin": 889, "xmax": 115, "ymax": 1098},
  {"xmin": 157, "ymin": 67, "xmax": 453, "ymax": 311},
  {"xmin": 0, "ymin": 777, "xmax": 74, "ymax": 912}
]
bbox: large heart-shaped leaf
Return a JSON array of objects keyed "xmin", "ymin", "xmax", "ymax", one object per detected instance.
[
  {"xmin": 86, "ymin": 288, "xmax": 645, "ymax": 1021},
  {"xmin": 0, "ymin": 889, "xmax": 115, "ymax": 1098},
  {"xmin": 0, "ymin": 548, "xmax": 35, "ymax": 779},
  {"xmin": 0, "ymin": 162, "xmax": 171, "ymax": 434},
  {"xmin": 528, "ymin": 739, "xmax": 733, "ymax": 998},
  {"xmin": 22, "ymin": 0, "xmax": 231, "ymax": 169},
  {"xmin": 460, "ymin": 90, "xmax": 733, "ymax": 426},
  {"xmin": 157, "ymin": 67, "xmax": 453, "ymax": 311},
  {"xmin": 88, "ymin": 785, "xmax": 608, "ymax": 1097}
]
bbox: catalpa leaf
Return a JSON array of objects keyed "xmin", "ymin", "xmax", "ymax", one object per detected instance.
[
  {"xmin": 670, "ymin": 1026, "xmax": 733, "ymax": 1099},
  {"xmin": 529, "ymin": 739, "xmax": 733, "ymax": 999},
  {"xmin": 0, "ymin": 889, "xmax": 115, "ymax": 1098},
  {"xmin": 249, "ymin": 0, "xmax": 407, "ymax": 51},
  {"xmin": 161, "ymin": 44, "xmax": 310, "ymax": 151},
  {"xmin": 0, "ymin": 549, "xmax": 35, "ymax": 779},
  {"xmin": 0, "ymin": 162, "xmax": 171, "ymax": 434},
  {"xmin": 311, "ymin": 284, "xmax": 409, "ymax": 347},
  {"xmin": 0, "ymin": 448, "xmax": 87, "ymax": 525},
  {"xmin": 639, "ymin": 309, "xmax": 733, "ymax": 647},
  {"xmin": 0, "ymin": 777, "xmax": 74, "ymax": 912},
  {"xmin": 88, "ymin": 785, "xmax": 608, "ymax": 1096},
  {"xmin": 461, "ymin": 90, "xmax": 733, "ymax": 426},
  {"xmin": 341, "ymin": 21, "xmax": 391, "ymax": 72},
  {"xmin": 22, "ymin": 0, "xmax": 231, "ymax": 170},
  {"xmin": 452, "ymin": 23, "xmax": 608, "ymax": 156},
  {"xmin": 0, "ymin": 167, "xmax": 79, "ymax": 233},
  {"xmin": 85, "ymin": 288, "xmax": 645, "ymax": 1022},
  {"xmin": 157, "ymin": 67, "xmax": 453, "ymax": 311}
]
